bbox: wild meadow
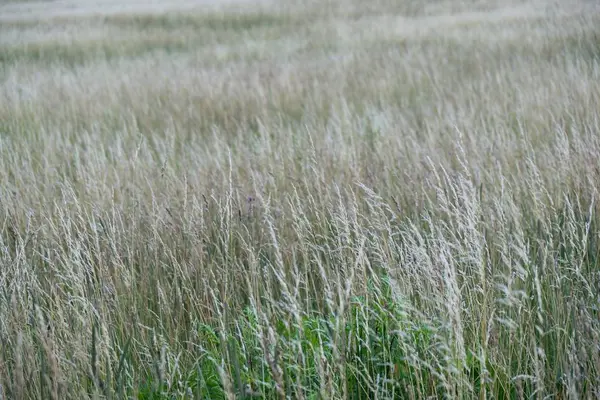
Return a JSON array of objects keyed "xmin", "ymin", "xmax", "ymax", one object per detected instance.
[{"xmin": 1, "ymin": 0, "xmax": 600, "ymax": 398}]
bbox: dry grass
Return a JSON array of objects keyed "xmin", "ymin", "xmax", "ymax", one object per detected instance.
[{"xmin": 1, "ymin": 0, "xmax": 600, "ymax": 398}]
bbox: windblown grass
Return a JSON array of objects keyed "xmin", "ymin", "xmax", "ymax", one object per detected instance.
[{"xmin": 1, "ymin": 0, "xmax": 600, "ymax": 398}]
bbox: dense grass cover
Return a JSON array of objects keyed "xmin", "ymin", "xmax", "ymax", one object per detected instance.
[{"xmin": 1, "ymin": 0, "xmax": 600, "ymax": 398}]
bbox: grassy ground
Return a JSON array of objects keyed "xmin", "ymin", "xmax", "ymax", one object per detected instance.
[{"xmin": 1, "ymin": 0, "xmax": 600, "ymax": 398}]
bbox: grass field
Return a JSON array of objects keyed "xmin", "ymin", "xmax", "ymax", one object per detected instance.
[{"xmin": 1, "ymin": 0, "xmax": 600, "ymax": 398}]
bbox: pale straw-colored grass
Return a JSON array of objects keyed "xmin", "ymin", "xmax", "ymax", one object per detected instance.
[{"xmin": 1, "ymin": 0, "xmax": 599, "ymax": 398}]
